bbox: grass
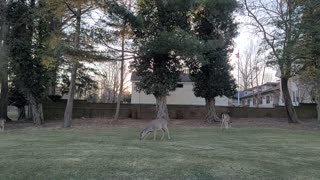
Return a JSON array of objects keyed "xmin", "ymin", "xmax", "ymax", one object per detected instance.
[{"xmin": 0, "ymin": 127, "xmax": 320, "ymax": 180}]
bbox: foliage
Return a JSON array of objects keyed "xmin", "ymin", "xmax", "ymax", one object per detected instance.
[
  {"xmin": 6, "ymin": 0, "xmax": 50, "ymax": 101},
  {"xmin": 190, "ymin": 0, "xmax": 238, "ymax": 99},
  {"xmin": 130, "ymin": 0, "xmax": 203, "ymax": 98},
  {"xmin": 59, "ymin": 63, "xmax": 99, "ymax": 99}
]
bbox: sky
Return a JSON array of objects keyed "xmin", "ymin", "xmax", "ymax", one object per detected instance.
[
  {"xmin": 86, "ymin": 5, "xmax": 279, "ymax": 94},
  {"xmin": 230, "ymin": 14, "xmax": 278, "ymax": 88}
]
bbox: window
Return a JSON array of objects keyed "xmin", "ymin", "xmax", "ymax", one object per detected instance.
[
  {"xmin": 253, "ymin": 98, "xmax": 256, "ymax": 105},
  {"xmin": 176, "ymin": 83, "xmax": 183, "ymax": 88},
  {"xmin": 259, "ymin": 97, "xmax": 263, "ymax": 104},
  {"xmin": 266, "ymin": 96, "xmax": 271, "ymax": 104},
  {"xmin": 247, "ymin": 99, "xmax": 250, "ymax": 105}
]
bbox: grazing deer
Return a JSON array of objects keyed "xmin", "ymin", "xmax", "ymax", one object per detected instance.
[
  {"xmin": 0, "ymin": 119, "xmax": 5, "ymax": 132},
  {"xmin": 221, "ymin": 112, "xmax": 231, "ymax": 129},
  {"xmin": 140, "ymin": 119, "xmax": 170, "ymax": 141}
]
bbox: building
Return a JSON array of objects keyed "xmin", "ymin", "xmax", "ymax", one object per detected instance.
[
  {"xmin": 275, "ymin": 70, "xmax": 314, "ymax": 106},
  {"xmin": 238, "ymin": 70, "xmax": 314, "ymax": 108},
  {"xmin": 239, "ymin": 82, "xmax": 280, "ymax": 108},
  {"xmin": 131, "ymin": 73, "xmax": 230, "ymax": 106}
]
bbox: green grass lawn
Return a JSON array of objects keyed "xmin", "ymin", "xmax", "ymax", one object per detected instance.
[{"xmin": 1, "ymin": 127, "xmax": 320, "ymax": 180}]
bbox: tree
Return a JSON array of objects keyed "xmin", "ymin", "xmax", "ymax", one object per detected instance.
[
  {"xmin": 243, "ymin": 0, "xmax": 306, "ymax": 123},
  {"xmin": 130, "ymin": 0, "xmax": 203, "ymax": 120},
  {"xmin": 94, "ymin": 0, "xmax": 135, "ymax": 120},
  {"xmin": 0, "ymin": 0, "xmax": 9, "ymax": 121},
  {"xmin": 6, "ymin": 0, "xmax": 50, "ymax": 125},
  {"xmin": 298, "ymin": 0, "xmax": 320, "ymax": 123},
  {"xmin": 60, "ymin": 63, "xmax": 99, "ymax": 100},
  {"xmin": 190, "ymin": 0, "xmax": 238, "ymax": 122},
  {"xmin": 57, "ymin": 0, "xmax": 98, "ymax": 128}
]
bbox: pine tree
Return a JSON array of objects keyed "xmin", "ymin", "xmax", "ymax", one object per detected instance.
[
  {"xmin": 190, "ymin": 0, "xmax": 238, "ymax": 122},
  {"xmin": 130, "ymin": 0, "xmax": 203, "ymax": 120}
]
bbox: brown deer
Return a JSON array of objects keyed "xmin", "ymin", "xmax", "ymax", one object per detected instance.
[
  {"xmin": 221, "ymin": 112, "xmax": 232, "ymax": 129},
  {"xmin": 140, "ymin": 119, "xmax": 170, "ymax": 140}
]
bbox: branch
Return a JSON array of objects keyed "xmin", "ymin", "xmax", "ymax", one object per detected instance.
[{"xmin": 244, "ymin": 0, "xmax": 282, "ymax": 63}]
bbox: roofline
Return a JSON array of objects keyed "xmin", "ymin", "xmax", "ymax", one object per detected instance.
[{"xmin": 240, "ymin": 88, "xmax": 280, "ymax": 99}]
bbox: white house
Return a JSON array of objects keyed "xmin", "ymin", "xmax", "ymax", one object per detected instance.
[
  {"xmin": 237, "ymin": 68, "xmax": 314, "ymax": 108},
  {"xmin": 275, "ymin": 70, "xmax": 314, "ymax": 106},
  {"xmin": 239, "ymin": 82, "xmax": 280, "ymax": 108},
  {"xmin": 131, "ymin": 73, "xmax": 230, "ymax": 106}
]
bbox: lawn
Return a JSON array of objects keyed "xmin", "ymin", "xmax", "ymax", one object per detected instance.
[{"xmin": 0, "ymin": 127, "xmax": 320, "ymax": 180}]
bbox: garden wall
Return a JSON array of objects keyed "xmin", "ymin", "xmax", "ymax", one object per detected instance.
[{"xmin": 43, "ymin": 100, "xmax": 317, "ymax": 120}]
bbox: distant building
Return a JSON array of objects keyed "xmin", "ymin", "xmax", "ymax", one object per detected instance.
[
  {"xmin": 275, "ymin": 70, "xmax": 314, "ymax": 106},
  {"xmin": 239, "ymin": 82, "xmax": 280, "ymax": 108},
  {"xmin": 131, "ymin": 73, "xmax": 230, "ymax": 106},
  {"xmin": 236, "ymin": 69, "xmax": 315, "ymax": 108}
]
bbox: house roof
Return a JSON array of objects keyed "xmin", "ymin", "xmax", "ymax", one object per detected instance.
[
  {"xmin": 232, "ymin": 91, "xmax": 246, "ymax": 99},
  {"xmin": 244, "ymin": 82, "xmax": 280, "ymax": 91},
  {"xmin": 241, "ymin": 86, "xmax": 280, "ymax": 99},
  {"xmin": 131, "ymin": 72, "xmax": 192, "ymax": 82}
]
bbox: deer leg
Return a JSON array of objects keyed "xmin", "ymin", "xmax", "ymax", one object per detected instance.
[
  {"xmin": 164, "ymin": 126, "xmax": 170, "ymax": 140},
  {"xmin": 153, "ymin": 130, "xmax": 157, "ymax": 141},
  {"xmin": 161, "ymin": 128, "xmax": 165, "ymax": 140}
]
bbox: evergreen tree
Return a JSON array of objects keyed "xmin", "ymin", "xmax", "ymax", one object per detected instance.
[
  {"xmin": 190, "ymin": 0, "xmax": 238, "ymax": 122},
  {"xmin": 298, "ymin": 0, "xmax": 320, "ymax": 122},
  {"xmin": 130, "ymin": 0, "xmax": 203, "ymax": 120},
  {"xmin": 6, "ymin": 0, "xmax": 49, "ymax": 124}
]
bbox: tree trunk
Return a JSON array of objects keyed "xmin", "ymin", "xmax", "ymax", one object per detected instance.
[
  {"xmin": 27, "ymin": 104, "xmax": 33, "ymax": 120},
  {"xmin": 205, "ymin": 98, "xmax": 221, "ymax": 123},
  {"xmin": 316, "ymin": 101, "xmax": 319, "ymax": 123},
  {"xmin": 281, "ymin": 77, "xmax": 299, "ymax": 123},
  {"xmin": 0, "ymin": 3, "xmax": 9, "ymax": 121},
  {"xmin": 17, "ymin": 106, "xmax": 26, "ymax": 121},
  {"xmin": 29, "ymin": 93, "xmax": 44, "ymax": 125},
  {"xmin": 0, "ymin": 62, "xmax": 8, "ymax": 120},
  {"xmin": 155, "ymin": 96, "xmax": 169, "ymax": 120},
  {"xmin": 63, "ymin": 8, "xmax": 81, "ymax": 128},
  {"xmin": 114, "ymin": 21, "xmax": 126, "ymax": 121},
  {"xmin": 63, "ymin": 63, "xmax": 77, "ymax": 128}
]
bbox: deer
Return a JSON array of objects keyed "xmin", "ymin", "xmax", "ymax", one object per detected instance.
[
  {"xmin": 140, "ymin": 119, "xmax": 170, "ymax": 141},
  {"xmin": 221, "ymin": 111, "xmax": 232, "ymax": 129}
]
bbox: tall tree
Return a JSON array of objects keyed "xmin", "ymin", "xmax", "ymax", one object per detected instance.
[
  {"xmin": 130, "ymin": 0, "xmax": 202, "ymax": 120},
  {"xmin": 190, "ymin": 0, "xmax": 238, "ymax": 122},
  {"xmin": 244, "ymin": 0, "xmax": 305, "ymax": 123},
  {"xmin": 0, "ymin": 0, "xmax": 9, "ymax": 121},
  {"xmin": 60, "ymin": 0, "xmax": 96, "ymax": 128},
  {"xmin": 6, "ymin": 0, "xmax": 50, "ymax": 124},
  {"xmin": 298, "ymin": 0, "xmax": 320, "ymax": 122}
]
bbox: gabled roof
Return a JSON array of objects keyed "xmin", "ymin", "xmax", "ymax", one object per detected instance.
[
  {"xmin": 131, "ymin": 72, "xmax": 192, "ymax": 82},
  {"xmin": 241, "ymin": 86, "xmax": 280, "ymax": 99},
  {"xmin": 244, "ymin": 82, "xmax": 280, "ymax": 91}
]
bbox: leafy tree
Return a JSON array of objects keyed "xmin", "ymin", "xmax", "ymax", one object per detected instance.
[
  {"xmin": 190, "ymin": 0, "xmax": 238, "ymax": 122},
  {"xmin": 59, "ymin": 64, "xmax": 99, "ymax": 100},
  {"xmin": 244, "ymin": 0, "xmax": 308, "ymax": 123},
  {"xmin": 130, "ymin": 0, "xmax": 203, "ymax": 120},
  {"xmin": 94, "ymin": 0, "xmax": 136, "ymax": 120},
  {"xmin": 6, "ymin": 0, "xmax": 50, "ymax": 124},
  {"xmin": 298, "ymin": 0, "xmax": 320, "ymax": 122}
]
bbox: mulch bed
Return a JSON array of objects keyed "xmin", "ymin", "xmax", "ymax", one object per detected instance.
[{"xmin": 4, "ymin": 118, "xmax": 320, "ymax": 131}]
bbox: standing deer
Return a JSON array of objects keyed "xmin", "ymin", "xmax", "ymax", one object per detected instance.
[
  {"xmin": 140, "ymin": 119, "xmax": 170, "ymax": 140},
  {"xmin": 221, "ymin": 112, "xmax": 232, "ymax": 129}
]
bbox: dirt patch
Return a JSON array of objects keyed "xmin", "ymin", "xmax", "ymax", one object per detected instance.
[{"xmin": 4, "ymin": 118, "xmax": 320, "ymax": 131}]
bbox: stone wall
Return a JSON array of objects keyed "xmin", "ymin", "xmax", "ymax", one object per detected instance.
[{"xmin": 43, "ymin": 100, "xmax": 317, "ymax": 120}]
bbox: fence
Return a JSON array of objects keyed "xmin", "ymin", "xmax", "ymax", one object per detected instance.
[{"xmin": 42, "ymin": 100, "xmax": 317, "ymax": 120}]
